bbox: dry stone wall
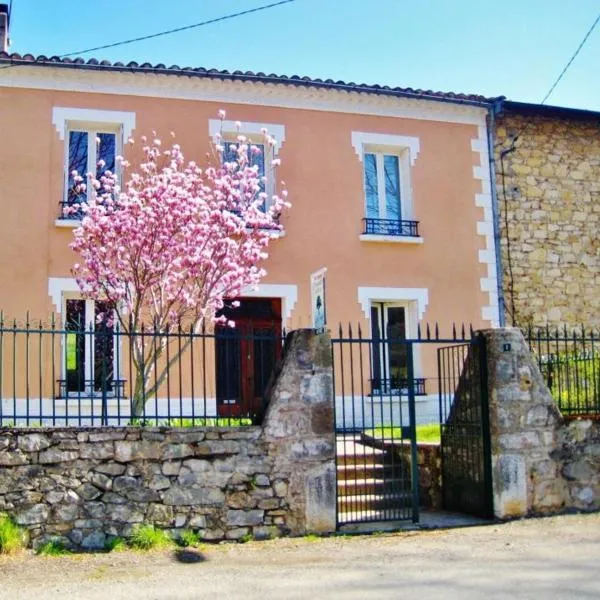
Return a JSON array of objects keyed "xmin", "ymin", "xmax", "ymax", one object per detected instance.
[
  {"xmin": 0, "ymin": 330, "xmax": 336, "ymax": 549},
  {"xmin": 494, "ymin": 109, "xmax": 600, "ymax": 328}
]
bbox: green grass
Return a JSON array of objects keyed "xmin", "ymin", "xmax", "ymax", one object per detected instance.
[
  {"xmin": 238, "ymin": 532, "xmax": 253, "ymax": 544},
  {"xmin": 178, "ymin": 529, "xmax": 204, "ymax": 548},
  {"xmin": 104, "ymin": 536, "xmax": 127, "ymax": 552},
  {"xmin": 0, "ymin": 514, "xmax": 25, "ymax": 555},
  {"xmin": 37, "ymin": 540, "xmax": 71, "ymax": 556},
  {"xmin": 129, "ymin": 525, "xmax": 174, "ymax": 551},
  {"xmin": 364, "ymin": 423, "xmax": 441, "ymax": 443},
  {"xmin": 161, "ymin": 417, "xmax": 253, "ymax": 427}
]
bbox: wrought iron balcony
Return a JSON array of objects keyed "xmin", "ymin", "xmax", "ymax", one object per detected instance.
[
  {"xmin": 55, "ymin": 379, "xmax": 127, "ymax": 399},
  {"xmin": 370, "ymin": 377, "xmax": 426, "ymax": 396},
  {"xmin": 362, "ymin": 218, "xmax": 420, "ymax": 237}
]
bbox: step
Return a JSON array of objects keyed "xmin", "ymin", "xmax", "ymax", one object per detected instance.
[
  {"xmin": 337, "ymin": 492, "xmax": 412, "ymax": 513},
  {"xmin": 336, "ymin": 462, "xmax": 408, "ymax": 482},
  {"xmin": 337, "ymin": 477, "xmax": 410, "ymax": 497},
  {"xmin": 336, "ymin": 451, "xmax": 389, "ymax": 468}
]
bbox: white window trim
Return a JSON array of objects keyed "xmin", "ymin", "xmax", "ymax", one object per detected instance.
[
  {"xmin": 48, "ymin": 278, "xmax": 122, "ymax": 394},
  {"xmin": 352, "ymin": 131, "xmax": 420, "ymax": 232},
  {"xmin": 53, "ymin": 107, "xmax": 136, "ymax": 225},
  {"xmin": 52, "ymin": 107, "xmax": 136, "ymax": 141},
  {"xmin": 241, "ymin": 283, "xmax": 298, "ymax": 323},
  {"xmin": 358, "ymin": 287, "xmax": 429, "ymax": 322}
]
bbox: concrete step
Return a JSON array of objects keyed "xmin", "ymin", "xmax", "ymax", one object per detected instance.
[
  {"xmin": 336, "ymin": 462, "xmax": 407, "ymax": 482},
  {"xmin": 337, "ymin": 492, "xmax": 411, "ymax": 513},
  {"xmin": 337, "ymin": 477, "xmax": 410, "ymax": 497},
  {"xmin": 336, "ymin": 451, "xmax": 388, "ymax": 468}
]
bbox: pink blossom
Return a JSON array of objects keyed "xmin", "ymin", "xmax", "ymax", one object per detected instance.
[{"xmin": 69, "ymin": 125, "xmax": 289, "ymax": 417}]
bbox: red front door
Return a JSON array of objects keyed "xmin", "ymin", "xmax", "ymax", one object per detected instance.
[{"xmin": 215, "ymin": 298, "xmax": 282, "ymax": 418}]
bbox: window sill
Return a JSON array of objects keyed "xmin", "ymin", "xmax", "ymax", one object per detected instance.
[
  {"xmin": 360, "ymin": 234, "xmax": 423, "ymax": 244},
  {"xmin": 55, "ymin": 219, "xmax": 82, "ymax": 228},
  {"xmin": 267, "ymin": 229, "xmax": 286, "ymax": 239}
]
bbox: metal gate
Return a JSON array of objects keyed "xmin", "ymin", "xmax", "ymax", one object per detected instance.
[
  {"xmin": 332, "ymin": 326, "xmax": 421, "ymax": 526},
  {"xmin": 438, "ymin": 335, "xmax": 493, "ymax": 518},
  {"xmin": 333, "ymin": 325, "xmax": 492, "ymax": 527}
]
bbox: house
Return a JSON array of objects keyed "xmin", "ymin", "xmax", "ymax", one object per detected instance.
[
  {"xmin": 493, "ymin": 100, "xmax": 600, "ymax": 329},
  {"xmin": 0, "ymin": 8, "xmax": 501, "ymax": 423}
]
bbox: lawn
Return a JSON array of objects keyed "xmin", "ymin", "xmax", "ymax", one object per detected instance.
[{"xmin": 363, "ymin": 423, "xmax": 441, "ymax": 443}]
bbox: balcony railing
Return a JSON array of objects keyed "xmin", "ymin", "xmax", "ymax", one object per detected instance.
[
  {"xmin": 362, "ymin": 218, "xmax": 420, "ymax": 237},
  {"xmin": 370, "ymin": 377, "xmax": 427, "ymax": 396}
]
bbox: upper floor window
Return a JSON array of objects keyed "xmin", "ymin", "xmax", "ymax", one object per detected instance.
[
  {"xmin": 352, "ymin": 132, "xmax": 422, "ymax": 241},
  {"xmin": 209, "ymin": 119, "xmax": 285, "ymax": 213},
  {"xmin": 52, "ymin": 107, "xmax": 136, "ymax": 226},
  {"xmin": 65, "ymin": 128, "xmax": 117, "ymax": 219}
]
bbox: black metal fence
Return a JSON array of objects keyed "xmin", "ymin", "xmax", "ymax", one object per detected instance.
[
  {"xmin": 0, "ymin": 317, "xmax": 284, "ymax": 427},
  {"xmin": 526, "ymin": 327, "xmax": 600, "ymax": 418}
]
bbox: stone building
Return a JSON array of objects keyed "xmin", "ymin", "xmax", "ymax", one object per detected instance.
[{"xmin": 494, "ymin": 101, "xmax": 600, "ymax": 328}]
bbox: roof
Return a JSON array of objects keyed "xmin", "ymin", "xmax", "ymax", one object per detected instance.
[
  {"xmin": 502, "ymin": 100, "xmax": 600, "ymax": 121},
  {"xmin": 0, "ymin": 51, "xmax": 500, "ymax": 107}
]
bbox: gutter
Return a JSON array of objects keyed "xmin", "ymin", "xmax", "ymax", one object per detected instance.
[{"xmin": 486, "ymin": 98, "xmax": 506, "ymax": 327}]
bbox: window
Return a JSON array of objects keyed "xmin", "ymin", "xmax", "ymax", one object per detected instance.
[
  {"xmin": 222, "ymin": 140, "xmax": 266, "ymax": 209},
  {"xmin": 369, "ymin": 302, "xmax": 425, "ymax": 396},
  {"xmin": 60, "ymin": 296, "xmax": 122, "ymax": 398},
  {"xmin": 351, "ymin": 131, "xmax": 421, "ymax": 241},
  {"xmin": 52, "ymin": 107, "xmax": 136, "ymax": 225},
  {"xmin": 209, "ymin": 119, "xmax": 286, "ymax": 213},
  {"xmin": 64, "ymin": 129, "xmax": 117, "ymax": 219}
]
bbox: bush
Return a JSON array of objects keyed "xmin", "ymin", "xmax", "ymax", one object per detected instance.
[
  {"xmin": 129, "ymin": 525, "xmax": 174, "ymax": 551},
  {"xmin": 0, "ymin": 514, "xmax": 25, "ymax": 555}
]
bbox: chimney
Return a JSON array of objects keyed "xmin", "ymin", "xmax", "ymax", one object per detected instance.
[{"xmin": 0, "ymin": 4, "xmax": 9, "ymax": 53}]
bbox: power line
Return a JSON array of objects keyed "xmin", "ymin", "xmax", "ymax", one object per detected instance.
[
  {"xmin": 0, "ymin": 0, "xmax": 297, "ymax": 69},
  {"xmin": 539, "ymin": 11, "xmax": 600, "ymax": 106},
  {"xmin": 498, "ymin": 10, "xmax": 600, "ymax": 326}
]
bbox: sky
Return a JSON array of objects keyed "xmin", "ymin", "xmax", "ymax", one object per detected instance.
[{"xmin": 5, "ymin": 0, "xmax": 600, "ymax": 111}]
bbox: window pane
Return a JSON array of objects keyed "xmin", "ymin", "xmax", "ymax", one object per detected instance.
[
  {"xmin": 96, "ymin": 133, "xmax": 116, "ymax": 180},
  {"xmin": 94, "ymin": 302, "xmax": 115, "ymax": 393},
  {"xmin": 370, "ymin": 305, "xmax": 382, "ymax": 391},
  {"xmin": 364, "ymin": 153, "xmax": 379, "ymax": 219},
  {"xmin": 224, "ymin": 141, "xmax": 266, "ymax": 209},
  {"xmin": 67, "ymin": 131, "xmax": 88, "ymax": 212},
  {"xmin": 386, "ymin": 307, "xmax": 408, "ymax": 385},
  {"xmin": 384, "ymin": 155, "xmax": 401, "ymax": 220},
  {"xmin": 65, "ymin": 299, "xmax": 86, "ymax": 393}
]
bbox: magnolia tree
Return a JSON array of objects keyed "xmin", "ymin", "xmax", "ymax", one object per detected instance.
[{"xmin": 69, "ymin": 111, "xmax": 288, "ymax": 417}]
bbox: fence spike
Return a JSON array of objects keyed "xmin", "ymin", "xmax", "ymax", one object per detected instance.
[
  {"xmin": 358, "ymin": 322, "xmax": 362, "ymax": 339},
  {"xmin": 461, "ymin": 323, "xmax": 466, "ymax": 339},
  {"xmin": 348, "ymin": 322, "xmax": 353, "ymax": 338},
  {"xmin": 417, "ymin": 323, "xmax": 421, "ymax": 340},
  {"xmin": 435, "ymin": 322, "xmax": 439, "ymax": 340},
  {"xmin": 338, "ymin": 322, "xmax": 343, "ymax": 337},
  {"xmin": 426, "ymin": 323, "xmax": 431, "ymax": 340},
  {"xmin": 452, "ymin": 322, "xmax": 456, "ymax": 340},
  {"xmin": 469, "ymin": 323, "xmax": 474, "ymax": 337}
]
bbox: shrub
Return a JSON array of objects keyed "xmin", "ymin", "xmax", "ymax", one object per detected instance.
[
  {"xmin": 129, "ymin": 525, "xmax": 173, "ymax": 550},
  {"xmin": 0, "ymin": 514, "xmax": 25, "ymax": 555}
]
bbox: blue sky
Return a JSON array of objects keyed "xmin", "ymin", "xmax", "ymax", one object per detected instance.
[{"xmin": 6, "ymin": 0, "xmax": 600, "ymax": 110}]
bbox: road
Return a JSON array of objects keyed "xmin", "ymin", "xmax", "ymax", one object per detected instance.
[{"xmin": 1, "ymin": 513, "xmax": 599, "ymax": 599}]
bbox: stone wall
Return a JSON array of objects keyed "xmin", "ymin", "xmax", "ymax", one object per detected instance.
[
  {"xmin": 483, "ymin": 328, "xmax": 600, "ymax": 518},
  {"xmin": 0, "ymin": 330, "xmax": 336, "ymax": 549},
  {"xmin": 494, "ymin": 107, "xmax": 600, "ymax": 328}
]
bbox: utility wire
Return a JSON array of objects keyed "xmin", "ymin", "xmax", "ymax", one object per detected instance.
[
  {"xmin": 498, "ymin": 10, "xmax": 600, "ymax": 326},
  {"xmin": 0, "ymin": 0, "xmax": 297, "ymax": 68}
]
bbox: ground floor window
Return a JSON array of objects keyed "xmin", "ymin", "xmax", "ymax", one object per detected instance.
[{"xmin": 62, "ymin": 297, "xmax": 116, "ymax": 396}]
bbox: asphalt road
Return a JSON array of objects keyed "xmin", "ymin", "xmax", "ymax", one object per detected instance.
[{"xmin": 1, "ymin": 513, "xmax": 599, "ymax": 600}]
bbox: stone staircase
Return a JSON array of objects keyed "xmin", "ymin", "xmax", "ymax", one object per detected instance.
[{"xmin": 336, "ymin": 439, "xmax": 412, "ymax": 523}]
